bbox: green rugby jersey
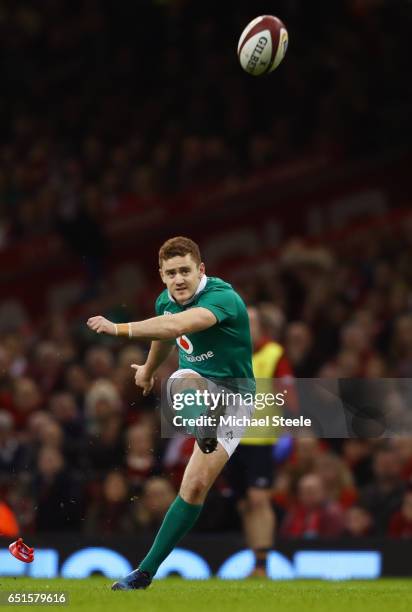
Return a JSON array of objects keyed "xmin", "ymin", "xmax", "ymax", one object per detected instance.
[{"xmin": 155, "ymin": 276, "xmax": 254, "ymax": 383}]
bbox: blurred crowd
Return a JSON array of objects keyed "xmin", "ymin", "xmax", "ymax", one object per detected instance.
[
  {"xmin": 1, "ymin": 0, "xmax": 411, "ymax": 247},
  {"xmin": 1, "ymin": 0, "xmax": 412, "ymax": 541},
  {"xmin": 1, "ymin": 215, "xmax": 412, "ymax": 539}
]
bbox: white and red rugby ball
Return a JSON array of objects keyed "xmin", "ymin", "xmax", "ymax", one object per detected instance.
[{"xmin": 238, "ymin": 15, "xmax": 288, "ymax": 76}]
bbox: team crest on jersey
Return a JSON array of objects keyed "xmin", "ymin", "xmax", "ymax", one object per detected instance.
[{"xmin": 177, "ymin": 335, "xmax": 194, "ymax": 354}]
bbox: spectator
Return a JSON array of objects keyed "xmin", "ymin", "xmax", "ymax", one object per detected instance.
[
  {"xmin": 32, "ymin": 446, "xmax": 83, "ymax": 532},
  {"xmin": 0, "ymin": 410, "xmax": 25, "ymax": 477},
  {"xmin": 285, "ymin": 322, "xmax": 319, "ymax": 377},
  {"xmin": 11, "ymin": 378, "xmax": 42, "ymax": 429},
  {"xmin": 64, "ymin": 364, "xmax": 90, "ymax": 408},
  {"xmin": 49, "ymin": 392, "xmax": 83, "ymax": 439},
  {"xmin": 85, "ymin": 380, "xmax": 125, "ymax": 474},
  {"xmin": 36, "ymin": 419, "xmax": 65, "ymax": 450},
  {"xmin": 132, "ymin": 477, "xmax": 176, "ymax": 531},
  {"xmin": 314, "ymin": 452, "xmax": 358, "ymax": 509},
  {"xmin": 280, "ymin": 473, "xmax": 345, "ymax": 539},
  {"xmin": 342, "ymin": 439, "xmax": 373, "ymax": 488},
  {"xmin": 344, "ymin": 505, "xmax": 374, "ymax": 537},
  {"xmin": 125, "ymin": 423, "xmax": 156, "ymax": 489},
  {"xmin": 359, "ymin": 445, "xmax": 406, "ymax": 534},
  {"xmin": 29, "ymin": 341, "xmax": 63, "ymax": 396},
  {"xmin": 388, "ymin": 487, "xmax": 412, "ymax": 538},
  {"xmin": 84, "ymin": 347, "xmax": 114, "ymax": 380},
  {"xmin": 85, "ymin": 470, "xmax": 133, "ymax": 535},
  {"xmin": 85, "ymin": 379, "xmax": 122, "ymax": 430},
  {"xmin": 287, "ymin": 437, "xmax": 323, "ymax": 488}
]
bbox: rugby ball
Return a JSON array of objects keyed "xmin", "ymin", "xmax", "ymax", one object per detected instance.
[{"xmin": 238, "ymin": 15, "xmax": 289, "ymax": 76}]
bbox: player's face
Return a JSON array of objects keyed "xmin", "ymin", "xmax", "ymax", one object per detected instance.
[{"xmin": 160, "ymin": 254, "xmax": 205, "ymax": 304}]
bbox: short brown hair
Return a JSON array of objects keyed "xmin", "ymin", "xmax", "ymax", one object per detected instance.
[{"xmin": 159, "ymin": 236, "xmax": 201, "ymax": 267}]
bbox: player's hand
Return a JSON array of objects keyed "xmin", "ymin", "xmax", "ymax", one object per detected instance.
[
  {"xmin": 131, "ymin": 364, "xmax": 155, "ymax": 396},
  {"xmin": 87, "ymin": 315, "xmax": 116, "ymax": 335}
]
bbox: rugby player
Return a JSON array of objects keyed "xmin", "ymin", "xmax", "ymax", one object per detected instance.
[{"xmin": 87, "ymin": 236, "xmax": 255, "ymax": 589}]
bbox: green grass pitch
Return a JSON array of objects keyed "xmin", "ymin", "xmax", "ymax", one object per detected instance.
[{"xmin": 0, "ymin": 578, "xmax": 411, "ymax": 612}]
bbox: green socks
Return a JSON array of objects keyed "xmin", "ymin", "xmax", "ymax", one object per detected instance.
[{"xmin": 139, "ymin": 495, "xmax": 203, "ymax": 577}]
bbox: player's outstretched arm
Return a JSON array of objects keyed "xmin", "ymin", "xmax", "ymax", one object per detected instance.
[
  {"xmin": 87, "ymin": 307, "xmax": 216, "ymax": 341},
  {"xmin": 87, "ymin": 316, "xmax": 117, "ymax": 335}
]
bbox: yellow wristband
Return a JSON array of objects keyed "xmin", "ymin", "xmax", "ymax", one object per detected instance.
[{"xmin": 116, "ymin": 323, "xmax": 129, "ymax": 337}]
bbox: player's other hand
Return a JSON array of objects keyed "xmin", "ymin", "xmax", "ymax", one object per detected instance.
[
  {"xmin": 87, "ymin": 315, "xmax": 116, "ymax": 335},
  {"xmin": 131, "ymin": 364, "xmax": 155, "ymax": 396}
]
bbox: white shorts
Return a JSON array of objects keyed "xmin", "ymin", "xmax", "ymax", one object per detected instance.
[{"xmin": 167, "ymin": 368, "xmax": 254, "ymax": 458}]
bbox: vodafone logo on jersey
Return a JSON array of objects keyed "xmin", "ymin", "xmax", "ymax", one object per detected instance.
[
  {"xmin": 176, "ymin": 335, "xmax": 194, "ymax": 354},
  {"xmin": 176, "ymin": 335, "xmax": 215, "ymax": 362}
]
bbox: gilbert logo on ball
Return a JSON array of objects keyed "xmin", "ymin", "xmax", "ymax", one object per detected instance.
[{"xmin": 238, "ymin": 15, "xmax": 289, "ymax": 76}]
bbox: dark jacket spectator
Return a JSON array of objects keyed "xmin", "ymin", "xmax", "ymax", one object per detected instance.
[
  {"xmin": 32, "ymin": 446, "xmax": 83, "ymax": 532},
  {"xmin": 359, "ymin": 447, "xmax": 406, "ymax": 534}
]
